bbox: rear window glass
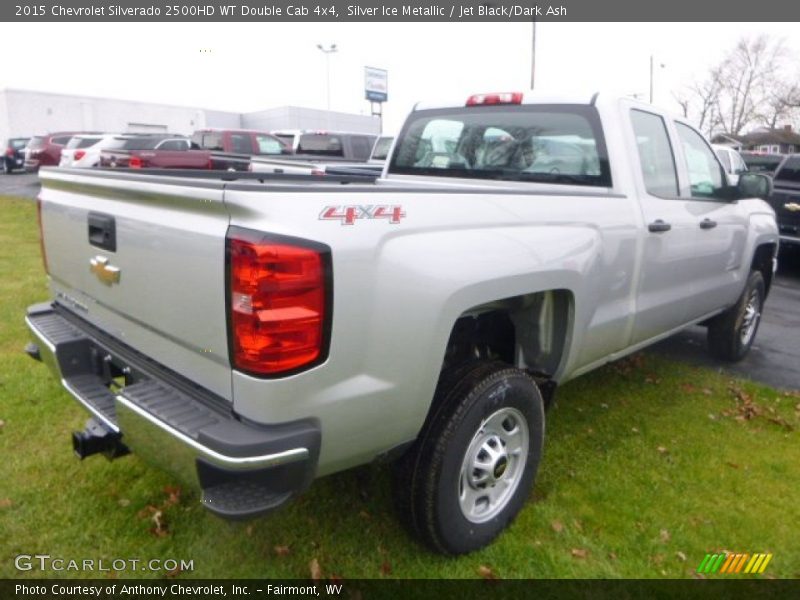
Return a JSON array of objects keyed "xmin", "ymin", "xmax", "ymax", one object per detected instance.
[
  {"xmin": 389, "ymin": 105, "xmax": 611, "ymax": 187},
  {"xmin": 66, "ymin": 137, "xmax": 102, "ymax": 149},
  {"xmin": 775, "ymin": 157, "xmax": 800, "ymax": 183},
  {"xmin": 297, "ymin": 134, "xmax": 344, "ymax": 157},
  {"xmin": 191, "ymin": 132, "xmax": 223, "ymax": 151},
  {"xmin": 28, "ymin": 136, "xmax": 46, "ymax": 150},
  {"xmin": 741, "ymin": 154, "xmax": 784, "ymax": 174},
  {"xmin": 371, "ymin": 137, "xmax": 393, "ymax": 160},
  {"xmin": 51, "ymin": 136, "xmax": 73, "ymax": 145},
  {"xmin": 10, "ymin": 138, "xmax": 29, "ymax": 149},
  {"xmin": 274, "ymin": 134, "xmax": 295, "ymax": 147}
]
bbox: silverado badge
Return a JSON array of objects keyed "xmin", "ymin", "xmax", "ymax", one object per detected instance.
[
  {"xmin": 784, "ymin": 202, "xmax": 800, "ymax": 212},
  {"xmin": 90, "ymin": 256, "xmax": 121, "ymax": 285}
]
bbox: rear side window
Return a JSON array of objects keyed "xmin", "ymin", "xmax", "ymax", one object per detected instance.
[
  {"xmin": 675, "ymin": 122, "xmax": 726, "ymax": 199},
  {"xmin": 254, "ymin": 135, "xmax": 285, "ymax": 155},
  {"xmin": 51, "ymin": 136, "xmax": 73, "ymax": 145},
  {"xmin": 28, "ymin": 136, "xmax": 46, "ymax": 150},
  {"xmin": 122, "ymin": 137, "xmax": 167, "ymax": 150},
  {"xmin": 775, "ymin": 157, "xmax": 800, "ymax": 184},
  {"xmin": 297, "ymin": 134, "xmax": 344, "ymax": 157},
  {"xmin": 156, "ymin": 139, "xmax": 189, "ymax": 151},
  {"xmin": 371, "ymin": 136, "xmax": 393, "ymax": 160},
  {"xmin": 390, "ymin": 104, "xmax": 610, "ymax": 186},
  {"xmin": 66, "ymin": 137, "xmax": 102, "ymax": 149},
  {"xmin": 230, "ymin": 134, "xmax": 252, "ymax": 154},
  {"xmin": 630, "ymin": 110, "xmax": 679, "ymax": 197}
]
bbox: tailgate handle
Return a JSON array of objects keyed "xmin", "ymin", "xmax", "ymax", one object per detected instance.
[{"xmin": 88, "ymin": 213, "xmax": 116, "ymax": 252}]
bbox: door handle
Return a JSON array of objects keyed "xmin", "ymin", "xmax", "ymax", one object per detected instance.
[
  {"xmin": 699, "ymin": 218, "xmax": 717, "ymax": 230},
  {"xmin": 648, "ymin": 219, "xmax": 672, "ymax": 233}
]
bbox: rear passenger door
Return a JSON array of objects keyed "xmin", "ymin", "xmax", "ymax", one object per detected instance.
[
  {"xmin": 628, "ymin": 109, "xmax": 707, "ymax": 344},
  {"xmin": 673, "ymin": 122, "xmax": 748, "ymax": 318}
]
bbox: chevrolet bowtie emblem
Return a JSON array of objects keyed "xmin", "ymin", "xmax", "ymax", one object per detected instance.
[
  {"xmin": 90, "ymin": 256, "xmax": 121, "ymax": 285},
  {"xmin": 785, "ymin": 202, "xmax": 800, "ymax": 212}
]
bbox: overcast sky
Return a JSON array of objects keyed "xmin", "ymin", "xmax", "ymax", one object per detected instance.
[{"xmin": 1, "ymin": 22, "xmax": 798, "ymax": 133}]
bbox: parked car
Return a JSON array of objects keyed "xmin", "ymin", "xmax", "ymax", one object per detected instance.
[
  {"xmin": 99, "ymin": 135, "xmax": 200, "ymax": 169},
  {"xmin": 767, "ymin": 154, "xmax": 800, "ymax": 248},
  {"xmin": 2, "ymin": 137, "xmax": 30, "ymax": 174},
  {"xmin": 272, "ymin": 130, "xmax": 377, "ymax": 161},
  {"xmin": 190, "ymin": 129, "xmax": 291, "ymax": 157},
  {"xmin": 713, "ymin": 144, "xmax": 748, "ymax": 185},
  {"xmin": 741, "ymin": 152, "xmax": 785, "ymax": 175},
  {"xmin": 59, "ymin": 134, "xmax": 121, "ymax": 168},
  {"xmin": 25, "ymin": 132, "xmax": 82, "ymax": 172},
  {"xmin": 26, "ymin": 92, "xmax": 777, "ymax": 555}
]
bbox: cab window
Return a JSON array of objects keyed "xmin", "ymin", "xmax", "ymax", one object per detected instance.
[
  {"xmin": 630, "ymin": 110, "xmax": 679, "ymax": 197},
  {"xmin": 675, "ymin": 123, "xmax": 726, "ymax": 199}
]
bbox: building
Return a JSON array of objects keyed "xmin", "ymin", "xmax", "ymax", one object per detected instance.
[
  {"xmin": 712, "ymin": 125, "xmax": 800, "ymax": 154},
  {"xmin": 0, "ymin": 88, "xmax": 380, "ymax": 141}
]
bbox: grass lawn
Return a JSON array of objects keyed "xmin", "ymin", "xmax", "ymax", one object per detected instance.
[{"xmin": 1, "ymin": 194, "xmax": 798, "ymax": 579}]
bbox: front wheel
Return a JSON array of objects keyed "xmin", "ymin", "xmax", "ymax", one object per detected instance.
[
  {"xmin": 707, "ymin": 270, "xmax": 765, "ymax": 362},
  {"xmin": 393, "ymin": 361, "xmax": 545, "ymax": 555}
]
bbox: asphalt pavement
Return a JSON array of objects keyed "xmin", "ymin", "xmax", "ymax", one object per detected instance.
[{"xmin": 2, "ymin": 170, "xmax": 798, "ymax": 390}]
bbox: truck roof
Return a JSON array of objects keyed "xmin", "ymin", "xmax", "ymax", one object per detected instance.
[{"xmin": 413, "ymin": 91, "xmax": 601, "ymax": 112}]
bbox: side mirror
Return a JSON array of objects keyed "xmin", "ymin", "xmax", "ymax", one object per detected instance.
[{"xmin": 737, "ymin": 172, "xmax": 772, "ymax": 200}]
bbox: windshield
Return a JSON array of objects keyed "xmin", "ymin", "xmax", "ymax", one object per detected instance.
[
  {"xmin": 297, "ymin": 134, "xmax": 345, "ymax": 157},
  {"xmin": 122, "ymin": 137, "xmax": 177, "ymax": 150},
  {"xmin": 389, "ymin": 105, "xmax": 611, "ymax": 187}
]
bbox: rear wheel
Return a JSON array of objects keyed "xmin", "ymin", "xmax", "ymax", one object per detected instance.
[
  {"xmin": 2, "ymin": 160, "xmax": 10, "ymax": 174},
  {"xmin": 707, "ymin": 270, "xmax": 765, "ymax": 362},
  {"xmin": 393, "ymin": 361, "xmax": 545, "ymax": 555}
]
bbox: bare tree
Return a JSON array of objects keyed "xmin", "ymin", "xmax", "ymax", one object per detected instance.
[{"xmin": 677, "ymin": 34, "xmax": 800, "ymax": 137}]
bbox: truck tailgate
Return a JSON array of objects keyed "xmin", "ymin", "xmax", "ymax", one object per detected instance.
[{"xmin": 38, "ymin": 168, "xmax": 233, "ymax": 400}]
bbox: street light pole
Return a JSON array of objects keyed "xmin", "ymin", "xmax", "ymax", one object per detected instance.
[
  {"xmin": 316, "ymin": 43, "xmax": 337, "ymax": 112},
  {"xmin": 649, "ymin": 54, "xmax": 665, "ymax": 104}
]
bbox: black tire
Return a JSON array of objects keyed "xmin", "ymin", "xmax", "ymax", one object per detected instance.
[
  {"xmin": 393, "ymin": 360, "xmax": 545, "ymax": 555},
  {"xmin": 707, "ymin": 270, "xmax": 765, "ymax": 362}
]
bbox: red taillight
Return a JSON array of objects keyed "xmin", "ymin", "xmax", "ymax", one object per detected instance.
[
  {"xmin": 36, "ymin": 197, "xmax": 49, "ymax": 274},
  {"xmin": 227, "ymin": 228, "xmax": 330, "ymax": 376},
  {"xmin": 74, "ymin": 150, "xmax": 86, "ymax": 161},
  {"xmin": 466, "ymin": 92, "xmax": 524, "ymax": 106},
  {"xmin": 129, "ymin": 156, "xmax": 142, "ymax": 169}
]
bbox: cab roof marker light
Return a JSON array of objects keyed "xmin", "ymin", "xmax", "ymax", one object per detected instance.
[{"xmin": 466, "ymin": 92, "xmax": 524, "ymax": 106}]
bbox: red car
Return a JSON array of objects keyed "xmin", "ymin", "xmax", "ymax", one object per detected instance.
[{"xmin": 24, "ymin": 132, "xmax": 82, "ymax": 172}]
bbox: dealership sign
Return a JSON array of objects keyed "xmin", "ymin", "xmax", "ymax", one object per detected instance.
[{"xmin": 365, "ymin": 67, "xmax": 388, "ymax": 102}]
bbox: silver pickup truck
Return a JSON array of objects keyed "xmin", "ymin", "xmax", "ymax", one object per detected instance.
[{"xmin": 25, "ymin": 92, "xmax": 778, "ymax": 555}]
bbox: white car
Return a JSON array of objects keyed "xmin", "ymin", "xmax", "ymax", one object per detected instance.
[
  {"xmin": 713, "ymin": 144, "xmax": 748, "ymax": 185},
  {"xmin": 59, "ymin": 134, "xmax": 121, "ymax": 168}
]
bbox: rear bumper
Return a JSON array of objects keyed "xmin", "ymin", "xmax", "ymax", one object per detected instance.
[{"xmin": 25, "ymin": 302, "xmax": 320, "ymax": 520}]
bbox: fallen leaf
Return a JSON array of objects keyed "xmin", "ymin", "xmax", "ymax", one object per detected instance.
[
  {"xmin": 165, "ymin": 566, "xmax": 182, "ymax": 578},
  {"xmin": 274, "ymin": 545, "xmax": 291, "ymax": 557},
  {"xmin": 659, "ymin": 529, "xmax": 671, "ymax": 543},
  {"xmin": 680, "ymin": 383, "xmax": 696, "ymax": 393},
  {"xmin": 657, "ymin": 446, "xmax": 668, "ymax": 454},
  {"xmin": 631, "ymin": 427, "xmax": 640, "ymax": 433},
  {"xmin": 0, "ymin": 498, "xmax": 12, "ymax": 509},
  {"xmin": 309, "ymin": 558, "xmax": 322, "ymax": 581},
  {"xmin": 358, "ymin": 510, "xmax": 370, "ymax": 520},
  {"xmin": 708, "ymin": 414, "xmax": 718, "ymax": 421},
  {"xmin": 380, "ymin": 561, "xmax": 392, "ymax": 576},
  {"xmin": 676, "ymin": 551, "xmax": 687, "ymax": 562},
  {"xmin": 571, "ymin": 548, "xmax": 589, "ymax": 559},
  {"xmin": 551, "ymin": 520, "xmax": 564, "ymax": 533},
  {"xmin": 608, "ymin": 552, "xmax": 618, "ymax": 560},
  {"xmin": 163, "ymin": 485, "xmax": 182, "ymax": 507},
  {"xmin": 702, "ymin": 388, "xmax": 713, "ymax": 396},
  {"xmin": 118, "ymin": 498, "xmax": 130, "ymax": 507},
  {"xmin": 600, "ymin": 403, "xmax": 609, "ymax": 409},
  {"xmin": 245, "ymin": 525, "xmax": 253, "ymax": 536},
  {"xmin": 726, "ymin": 462, "xmax": 740, "ymax": 469},
  {"xmin": 0, "ymin": 419, "xmax": 5, "ymax": 429},
  {"xmin": 477, "ymin": 565, "xmax": 497, "ymax": 579},
  {"xmin": 572, "ymin": 519, "xmax": 584, "ymax": 532}
]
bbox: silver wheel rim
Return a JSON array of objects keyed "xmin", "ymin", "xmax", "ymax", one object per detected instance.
[
  {"xmin": 740, "ymin": 288, "xmax": 761, "ymax": 346},
  {"xmin": 458, "ymin": 406, "xmax": 529, "ymax": 524}
]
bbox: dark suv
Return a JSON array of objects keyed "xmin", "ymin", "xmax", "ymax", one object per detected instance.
[
  {"xmin": 2, "ymin": 137, "xmax": 30, "ymax": 174},
  {"xmin": 24, "ymin": 132, "xmax": 81, "ymax": 172}
]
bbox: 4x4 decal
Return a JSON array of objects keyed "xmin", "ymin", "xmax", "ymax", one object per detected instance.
[{"xmin": 320, "ymin": 205, "xmax": 406, "ymax": 225}]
